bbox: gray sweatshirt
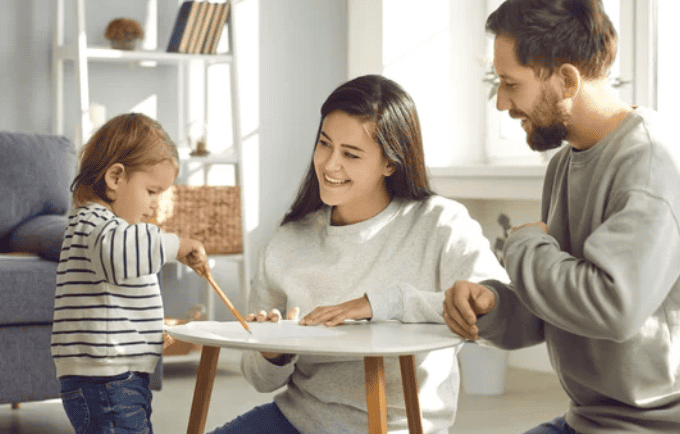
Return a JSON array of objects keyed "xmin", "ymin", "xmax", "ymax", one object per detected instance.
[
  {"xmin": 477, "ymin": 107, "xmax": 680, "ymax": 433},
  {"xmin": 239, "ymin": 196, "xmax": 508, "ymax": 434}
]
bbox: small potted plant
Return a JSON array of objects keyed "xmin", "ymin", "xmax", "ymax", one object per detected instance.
[{"xmin": 105, "ymin": 18, "xmax": 144, "ymax": 50}]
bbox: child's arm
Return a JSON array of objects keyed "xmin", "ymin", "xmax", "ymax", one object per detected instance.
[{"xmin": 93, "ymin": 220, "xmax": 180, "ymax": 283}]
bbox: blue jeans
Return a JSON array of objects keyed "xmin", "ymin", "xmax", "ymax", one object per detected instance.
[
  {"xmin": 207, "ymin": 402, "xmax": 301, "ymax": 434},
  {"xmin": 525, "ymin": 416, "xmax": 580, "ymax": 434},
  {"xmin": 59, "ymin": 371, "xmax": 153, "ymax": 434}
]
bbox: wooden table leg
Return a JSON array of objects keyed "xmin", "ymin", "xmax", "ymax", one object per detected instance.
[
  {"xmin": 187, "ymin": 345, "xmax": 221, "ymax": 434},
  {"xmin": 364, "ymin": 356, "xmax": 388, "ymax": 434},
  {"xmin": 399, "ymin": 355, "xmax": 423, "ymax": 434}
]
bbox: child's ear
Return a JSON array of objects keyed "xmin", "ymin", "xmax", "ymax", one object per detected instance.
[
  {"xmin": 383, "ymin": 160, "xmax": 396, "ymax": 177},
  {"xmin": 103, "ymin": 163, "xmax": 126, "ymax": 200}
]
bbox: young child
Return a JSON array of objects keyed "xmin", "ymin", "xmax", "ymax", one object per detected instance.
[
  {"xmin": 51, "ymin": 113, "xmax": 208, "ymax": 434},
  {"xmin": 207, "ymin": 75, "xmax": 510, "ymax": 434}
]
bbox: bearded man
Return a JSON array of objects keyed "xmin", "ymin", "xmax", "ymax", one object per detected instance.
[{"xmin": 443, "ymin": 1, "xmax": 680, "ymax": 433}]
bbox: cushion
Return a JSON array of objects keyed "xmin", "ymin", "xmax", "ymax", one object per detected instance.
[
  {"xmin": 8, "ymin": 214, "xmax": 68, "ymax": 261},
  {"xmin": 0, "ymin": 132, "xmax": 76, "ymax": 239}
]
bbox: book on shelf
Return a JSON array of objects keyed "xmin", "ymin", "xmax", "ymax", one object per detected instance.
[
  {"xmin": 190, "ymin": 2, "xmax": 217, "ymax": 54},
  {"xmin": 201, "ymin": 2, "xmax": 224, "ymax": 54},
  {"xmin": 185, "ymin": 2, "xmax": 208, "ymax": 54},
  {"xmin": 166, "ymin": 1, "xmax": 201, "ymax": 53},
  {"xmin": 207, "ymin": 1, "xmax": 230, "ymax": 54},
  {"xmin": 167, "ymin": 1, "xmax": 230, "ymax": 55}
]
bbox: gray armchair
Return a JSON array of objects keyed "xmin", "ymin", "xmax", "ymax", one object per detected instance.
[{"xmin": 0, "ymin": 131, "xmax": 161, "ymax": 406}]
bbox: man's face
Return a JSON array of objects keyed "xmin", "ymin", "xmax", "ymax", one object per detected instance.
[{"xmin": 493, "ymin": 35, "xmax": 569, "ymax": 151}]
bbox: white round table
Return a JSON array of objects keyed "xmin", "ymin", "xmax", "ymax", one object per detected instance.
[{"xmin": 166, "ymin": 320, "xmax": 463, "ymax": 434}]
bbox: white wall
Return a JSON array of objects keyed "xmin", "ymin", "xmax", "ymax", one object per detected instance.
[
  {"xmin": 253, "ymin": 0, "xmax": 347, "ymax": 268},
  {"xmin": 348, "ymin": 0, "xmax": 488, "ymax": 167},
  {"xmin": 1, "ymin": 0, "xmax": 347, "ymax": 319},
  {"xmin": 0, "ymin": 0, "xmax": 55, "ymax": 134}
]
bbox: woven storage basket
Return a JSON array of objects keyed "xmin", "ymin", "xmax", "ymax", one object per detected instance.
[{"xmin": 154, "ymin": 185, "xmax": 242, "ymax": 255}]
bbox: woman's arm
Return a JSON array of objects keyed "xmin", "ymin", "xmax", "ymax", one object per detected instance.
[{"xmin": 240, "ymin": 249, "xmax": 298, "ymax": 391}]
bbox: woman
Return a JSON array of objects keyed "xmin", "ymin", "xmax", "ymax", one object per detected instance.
[{"xmin": 208, "ymin": 75, "xmax": 509, "ymax": 434}]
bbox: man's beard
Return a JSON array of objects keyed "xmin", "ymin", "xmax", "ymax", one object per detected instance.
[{"xmin": 510, "ymin": 87, "xmax": 569, "ymax": 152}]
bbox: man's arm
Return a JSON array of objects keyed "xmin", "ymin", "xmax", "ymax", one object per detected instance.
[{"xmin": 504, "ymin": 192, "xmax": 680, "ymax": 342}]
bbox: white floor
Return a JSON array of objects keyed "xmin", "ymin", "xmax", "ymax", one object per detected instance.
[{"xmin": 0, "ymin": 350, "xmax": 569, "ymax": 434}]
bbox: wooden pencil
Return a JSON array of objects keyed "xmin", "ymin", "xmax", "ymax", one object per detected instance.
[{"xmin": 199, "ymin": 265, "xmax": 251, "ymax": 333}]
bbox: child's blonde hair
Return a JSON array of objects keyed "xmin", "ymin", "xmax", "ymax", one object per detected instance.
[{"xmin": 71, "ymin": 113, "xmax": 179, "ymax": 207}]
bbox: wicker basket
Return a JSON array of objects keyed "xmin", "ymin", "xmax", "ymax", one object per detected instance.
[{"xmin": 153, "ymin": 185, "xmax": 242, "ymax": 255}]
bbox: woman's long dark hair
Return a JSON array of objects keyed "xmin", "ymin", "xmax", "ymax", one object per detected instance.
[{"xmin": 281, "ymin": 75, "xmax": 433, "ymax": 226}]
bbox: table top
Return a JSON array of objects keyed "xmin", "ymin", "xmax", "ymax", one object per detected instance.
[{"xmin": 165, "ymin": 320, "xmax": 464, "ymax": 357}]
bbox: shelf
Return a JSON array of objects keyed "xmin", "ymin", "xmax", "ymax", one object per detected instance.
[
  {"xmin": 178, "ymin": 147, "xmax": 238, "ymax": 165},
  {"xmin": 428, "ymin": 164, "xmax": 547, "ymax": 201},
  {"xmin": 54, "ymin": 44, "xmax": 233, "ymax": 64},
  {"xmin": 54, "ymin": 0, "xmax": 251, "ymax": 327}
]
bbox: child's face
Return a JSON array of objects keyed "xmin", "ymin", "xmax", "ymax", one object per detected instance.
[
  {"xmin": 313, "ymin": 110, "xmax": 395, "ymax": 225},
  {"xmin": 110, "ymin": 160, "xmax": 176, "ymax": 225}
]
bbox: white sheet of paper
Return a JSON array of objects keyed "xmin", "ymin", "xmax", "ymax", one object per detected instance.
[{"xmin": 198, "ymin": 320, "xmax": 345, "ymax": 341}]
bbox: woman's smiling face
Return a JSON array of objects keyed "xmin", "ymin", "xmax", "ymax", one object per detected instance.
[{"xmin": 313, "ymin": 110, "xmax": 395, "ymax": 226}]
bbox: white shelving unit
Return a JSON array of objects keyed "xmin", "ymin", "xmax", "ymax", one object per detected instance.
[{"xmin": 51, "ymin": 0, "xmax": 251, "ymax": 322}]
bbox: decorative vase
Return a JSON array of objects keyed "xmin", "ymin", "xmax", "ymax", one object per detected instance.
[
  {"xmin": 105, "ymin": 18, "xmax": 144, "ymax": 51},
  {"xmin": 110, "ymin": 37, "xmax": 139, "ymax": 51}
]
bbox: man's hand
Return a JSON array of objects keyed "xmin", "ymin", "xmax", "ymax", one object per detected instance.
[
  {"xmin": 299, "ymin": 295, "xmax": 372, "ymax": 327},
  {"xmin": 244, "ymin": 307, "xmax": 300, "ymax": 363},
  {"xmin": 443, "ymin": 281, "xmax": 497, "ymax": 340}
]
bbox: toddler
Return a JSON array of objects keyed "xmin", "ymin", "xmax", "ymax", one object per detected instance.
[{"xmin": 51, "ymin": 113, "xmax": 207, "ymax": 433}]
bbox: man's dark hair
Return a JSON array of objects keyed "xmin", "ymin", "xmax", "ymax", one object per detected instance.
[{"xmin": 487, "ymin": 0, "xmax": 617, "ymax": 79}]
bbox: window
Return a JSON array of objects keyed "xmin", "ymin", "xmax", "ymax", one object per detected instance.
[
  {"xmin": 349, "ymin": 0, "xmax": 670, "ymax": 170},
  {"xmin": 656, "ymin": 1, "xmax": 679, "ymax": 127}
]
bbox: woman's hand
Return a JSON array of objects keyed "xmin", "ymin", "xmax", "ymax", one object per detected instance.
[
  {"xmin": 300, "ymin": 295, "xmax": 372, "ymax": 327},
  {"xmin": 244, "ymin": 307, "xmax": 300, "ymax": 323},
  {"xmin": 244, "ymin": 307, "xmax": 300, "ymax": 364}
]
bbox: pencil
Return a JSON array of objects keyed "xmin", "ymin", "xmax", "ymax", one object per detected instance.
[{"xmin": 199, "ymin": 265, "xmax": 252, "ymax": 334}]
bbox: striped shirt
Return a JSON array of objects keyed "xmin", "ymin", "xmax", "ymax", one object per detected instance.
[{"xmin": 51, "ymin": 203, "xmax": 179, "ymax": 378}]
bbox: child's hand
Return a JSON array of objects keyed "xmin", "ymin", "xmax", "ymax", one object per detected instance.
[
  {"xmin": 177, "ymin": 238, "xmax": 208, "ymax": 274},
  {"xmin": 163, "ymin": 332, "xmax": 176, "ymax": 350}
]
